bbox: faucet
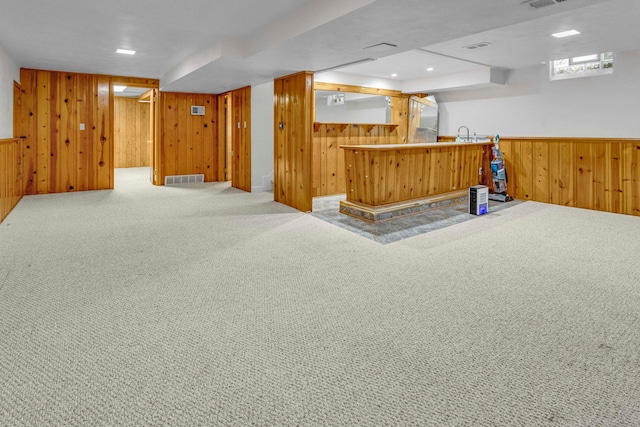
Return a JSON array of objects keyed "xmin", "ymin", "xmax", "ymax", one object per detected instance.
[{"xmin": 457, "ymin": 125, "xmax": 469, "ymax": 142}]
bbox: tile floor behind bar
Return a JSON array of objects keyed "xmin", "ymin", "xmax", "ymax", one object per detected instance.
[{"xmin": 310, "ymin": 195, "xmax": 521, "ymax": 245}]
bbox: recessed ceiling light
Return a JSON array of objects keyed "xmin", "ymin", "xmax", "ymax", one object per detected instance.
[
  {"xmin": 391, "ymin": 73, "xmax": 398, "ymax": 77},
  {"xmin": 113, "ymin": 85, "xmax": 127, "ymax": 92},
  {"xmin": 426, "ymin": 67, "xmax": 434, "ymax": 71},
  {"xmin": 552, "ymin": 30, "xmax": 580, "ymax": 38},
  {"xmin": 116, "ymin": 48, "xmax": 136, "ymax": 55}
]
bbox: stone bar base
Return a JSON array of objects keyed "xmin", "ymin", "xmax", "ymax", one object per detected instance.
[{"xmin": 339, "ymin": 190, "xmax": 468, "ymax": 222}]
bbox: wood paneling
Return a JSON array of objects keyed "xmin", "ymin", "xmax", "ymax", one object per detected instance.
[
  {"xmin": 497, "ymin": 137, "xmax": 640, "ymax": 216},
  {"xmin": 390, "ymin": 96, "xmax": 409, "ymax": 143},
  {"xmin": 114, "ymin": 97, "xmax": 150, "ymax": 168},
  {"xmin": 342, "ymin": 142, "xmax": 491, "ymax": 206},
  {"xmin": 16, "ymin": 72, "xmax": 36, "ymax": 195},
  {"xmin": 231, "ymin": 86, "xmax": 251, "ymax": 192},
  {"xmin": 18, "ymin": 68, "xmax": 158, "ymax": 194},
  {"xmin": 277, "ymin": 78, "xmax": 422, "ymax": 209},
  {"xmin": 274, "ymin": 72, "xmax": 314, "ymax": 212},
  {"xmin": 158, "ymin": 92, "xmax": 218, "ymax": 183},
  {"xmin": 313, "ymin": 82, "xmax": 403, "ymax": 97},
  {"xmin": 309, "ymin": 82, "xmax": 414, "ymax": 200},
  {"xmin": 312, "ymin": 123, "xmax": 400, "ymax": 197},
  {"xmin": 216, "ymin": 94, "xmax": 230, "ymax": 182},
  {"xmin": 0, "ymin": 138, "xmax": 23, "ymax": 223}
]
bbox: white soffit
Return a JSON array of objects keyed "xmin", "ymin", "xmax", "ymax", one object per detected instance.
[
  {"xmin": 337, "ymin": 49, "xmax": 485, "ymax": 80},
  {"xmin": 402, "ymin": 68, "xmax": 509, "ymax": 94},
  {"xmin": 160, "ymin": 0, "xmax": 377, "ymax": 91}
]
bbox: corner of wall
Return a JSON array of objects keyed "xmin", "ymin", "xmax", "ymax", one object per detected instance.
[
  {"xmin": 252, "ymin": 170, "xmax": 274, "ymax": 193},
  {"xmin": 0, "ymin": 42, "xmax": 20, "ymax": 138}
]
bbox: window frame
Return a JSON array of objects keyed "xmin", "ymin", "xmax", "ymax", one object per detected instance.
[{"xmin": 549, "ymin": 52, "xmax": 614, "ymax": 81}]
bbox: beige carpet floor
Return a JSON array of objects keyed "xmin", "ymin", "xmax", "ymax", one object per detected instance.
[{"xmin": 1, "ymin": 167, "xmax": 639, "ymax": 426}]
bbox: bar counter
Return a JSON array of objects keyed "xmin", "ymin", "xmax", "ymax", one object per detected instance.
[{"xmin": 339, "ymin": 141, "xmax": 493, "ymax": 221}]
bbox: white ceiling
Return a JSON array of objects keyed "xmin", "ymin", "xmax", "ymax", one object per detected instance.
[{"xmin": 0, "ymin": 0, "xmax": 638, "ymax": 94}]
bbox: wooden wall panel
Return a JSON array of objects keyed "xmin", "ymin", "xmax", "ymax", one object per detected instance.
[
  {"xmin": 593, "ymin": 141, "xmax": 607, "ymax": 212},
  {"xmin": 0, "ymin": 138, "xmax": 23, "ymax": 223},
  {"xmin": 274, "ymin": 72, "xmax": 314, "ymax": 212},
  {"xmin": 390, "ymin": 96, "xmax": 409, "ymax": 143},
  {"xmin": 75, "ymin": 73, "xmax": 90, "ymax": 192},
  {"xmin": 533, "ymin": 141, "xmax": 550, "ymax": 203},
  {"xmin": 622, "ymin": 143, "xmax": 640, "ymax": 215},
  {"xmin": 16, "ymin": 72, "xmax": 36, "ymax": 195},
  {"xmin": 114, "ymin": 97, "xmax": 150, "ymax": 168},
  {"xmin": 35, "ymin": 71, "xmax": 51, "ymax": 194},
  {"xmin": 497, "ymin": 137, "xmax": 640, "ymax": 216},
  {"xmin": 311, "ymin": 123, "xmax": 400, "ymax": 197},
  {"xmin": 606, "ymin": 142, "xmax": 622, "ymax": 213},
  {"xmin": 57, "ymin": 72, "xmax": 77, "ymax": 191},
  {"xmin": 231, "ymin": 86, "xmax": 251, "ymax": 192},
  {"xmin": 158, "ymin": 92, "xmax": 218, "ymax": 183},
  {"xmin": 515, "ymin": 140, "xmax": 534, "ymax": 200},
  {"xmin": 574, "ymin": 142, "xmax": 594, "ymax": 209},
  {"xmin": 18, "ymin": 68, "xmax": 158, "ymax": 195},
  {"xmin": 94, "ymin": 75, "xmax": 112, "ymax": 190}
]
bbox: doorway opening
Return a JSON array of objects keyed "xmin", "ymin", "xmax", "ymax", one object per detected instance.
[{"xmin": 112, "ymin": 83, "xmax": 157, "ymax": 188}]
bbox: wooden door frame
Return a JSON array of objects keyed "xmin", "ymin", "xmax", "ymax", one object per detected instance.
[
  {"xmin": 109, "ymin": 81, "xmax": 158, "ymax": 185},
  {"xmin": 218, "ymin": 93, "xmax": 233, "ymax": 182},
  {"xmin": 135, "ymin": 88, "xmax": 158, "ymax": 183}
]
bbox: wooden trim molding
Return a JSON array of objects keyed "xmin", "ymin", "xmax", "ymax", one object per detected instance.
[{"xmin": 314, "ymin": 81, "xmax": 403, "ymax": 97}]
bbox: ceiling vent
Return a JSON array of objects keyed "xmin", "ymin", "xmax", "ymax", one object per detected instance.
[
  {"xmin": 462, "ymin": 42, "xmax": 493, "ymax": 50},
  {"xmin": 522, "ymin": 0, "xmax": 567, "ymax": 9},
  {"xmin": 363, "ymin": 42, "xmax": 398, "ymax": 52}
]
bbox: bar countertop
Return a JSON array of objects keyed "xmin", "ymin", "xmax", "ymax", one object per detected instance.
[{"xmin": 339, "ymin": 141, "xmax": 493, "ymax": 151}]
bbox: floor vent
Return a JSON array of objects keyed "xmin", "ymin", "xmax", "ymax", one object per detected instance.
[{"xmin": 164, "ymin": 174, "xmax": 204, "ymax": 185}]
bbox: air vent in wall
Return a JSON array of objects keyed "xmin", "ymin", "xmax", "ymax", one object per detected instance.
[
  {"xmin": 191, "ymin": 105, "xmax": 205, "ymax": 115},
  {"xmin": 522, "ymin": 0, "xmax": 567, "ymax": 9},
  {"xmin": 165, "ymin": 174, "xmax": 204, "ymax": 185}
]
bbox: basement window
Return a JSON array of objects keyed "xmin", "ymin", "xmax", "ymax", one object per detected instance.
[{"xmin": 549, "ymin": 52, "xmax": 613, "ymax": 81}]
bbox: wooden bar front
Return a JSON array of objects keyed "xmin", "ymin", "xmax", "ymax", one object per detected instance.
[{"xmin": 339, "ymin": 141, "xmax": 492, "ymax": 220}]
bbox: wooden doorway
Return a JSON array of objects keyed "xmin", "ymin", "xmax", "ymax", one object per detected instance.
[
  {"xmin": 112, "ymin": 86, "xmax": 152, "ymax": 168},
  {"xmin": 111, "ymin": 82, "xmax": 158, "ymax": 185}
]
